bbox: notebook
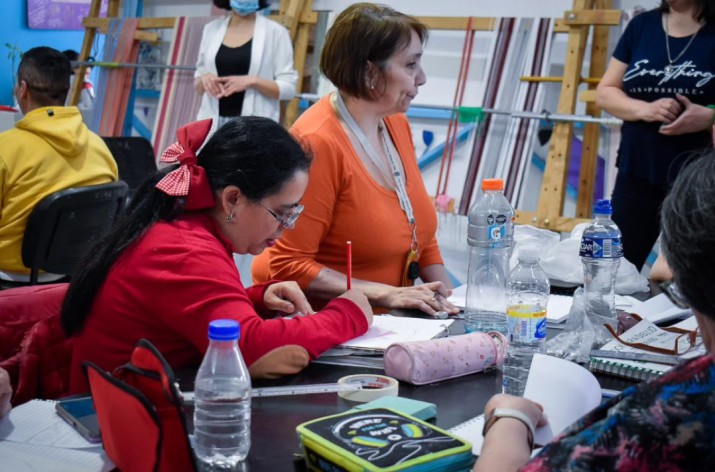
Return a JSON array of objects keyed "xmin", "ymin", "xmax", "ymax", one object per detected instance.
[
  {"xmin": 327, "ymin": 315, "xmax": 453, "ymax": 352},
  {"xmin": 448, "ymin": 353, "xmax": 602, "ymax": 455},
  {"xmin": 627, "ymin": 293, "xmax": 692, "ymax": 325},
  {"xmin": 0, "ymin": 399, "xmax": 114, "ymax": 472},
  {"xmin": 588, "ymin": 316, "xmax": 702, "ymax": 381}
]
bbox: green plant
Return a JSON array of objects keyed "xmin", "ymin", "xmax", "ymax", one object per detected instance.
[{"xmin": 6, "ymin": 42, "xmax": 22, "ymax": 87}]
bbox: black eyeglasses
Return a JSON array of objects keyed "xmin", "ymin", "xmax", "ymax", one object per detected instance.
[
  {"xmin": 659, "ymin": 280, "xmax": 690, "ymax": 309},
  {"xmin": 260, "ymin": 203, "xmax": 304, "ymax": 230}
]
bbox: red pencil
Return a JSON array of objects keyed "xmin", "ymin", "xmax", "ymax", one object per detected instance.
[{"xmin": 346, "ymin": 241, "xmax": 352, "ymax": 290}]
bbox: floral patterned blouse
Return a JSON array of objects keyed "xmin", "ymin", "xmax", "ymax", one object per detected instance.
[{"xmin": 520, "ymin": 355, "xmax": 715, "ymax": 471}]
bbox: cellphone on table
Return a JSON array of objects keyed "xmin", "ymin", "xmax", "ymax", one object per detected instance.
[{"xmin": 55, "ymin": 396, "xmax": 102, "ymax": 443}]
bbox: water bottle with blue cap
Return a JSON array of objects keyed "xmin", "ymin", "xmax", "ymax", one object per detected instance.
[
  {"xmin": 579, "ymin": 199, "xmax": 623, "ymax": 321},
  {"xmin": 193, "ymin": 319, "xmax": 251, "ymax": 467}
]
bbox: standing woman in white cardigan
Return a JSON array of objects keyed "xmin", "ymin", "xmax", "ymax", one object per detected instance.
[{"xmin": 195, "ymin": 0, "xmax": 298, "ymax": 133}]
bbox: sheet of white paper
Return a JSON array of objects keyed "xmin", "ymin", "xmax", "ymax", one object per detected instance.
[
  {"xmin": 0, "ymin": 441, "xmax": 113, "ymax": 472},
  {"xmin": 447, "ymin": 284, "xmax": 467, "ymax": 309},
  {"xmin": 0, "ymin": 400, "xmax": 114, "ymax": 472},
  {"xmin": 0, "ymin": 400, "xmax": 97, "ymax": 449},
  {"xmin": 449, "ymin": 414, "xmax": 486, "ymax": 455},
  {"xmin": 546, "ymin": 295, "xmax": 572, "ymax": 324},
  {"xmin": 447, "ymin": 284, "xmax": 574, "ymax": 323},
  {"xmin": 524, "ymin": 353, "xmax": 602, "ymax": 446},
  {"xmin": 615, "ymin": 294, "xmax": 639, "ymax": 311},
  {"xmin": 338, "ymin": 316, "xmax": 453, "ymax": 351},
  {"xmin": 450, "ymin": 354, "xmax": 602, "ymax": 455},
  {"xmin": 629, "ymin": 293, "xmax": 692, "ymax": 324}
]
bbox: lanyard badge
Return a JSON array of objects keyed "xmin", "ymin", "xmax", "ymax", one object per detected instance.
[
  {"xmin": 402, "ymin": 248, "xmax": 420, "ymax": 287},
  {"xmin": 401, "ymin": 224, "xmax": 420, "ymax": 287},
  {"xmin": 333, "ymin": 91, "xmax": 421, "ymax": 288}
]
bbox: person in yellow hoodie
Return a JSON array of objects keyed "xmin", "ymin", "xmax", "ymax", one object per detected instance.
[{"xmin": 0, "ymin": 46, "xmax": 118, "ymax": 280}]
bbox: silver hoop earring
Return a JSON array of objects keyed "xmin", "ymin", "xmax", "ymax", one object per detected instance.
[{"xmin": 226, "ymin": 213, "xmax": 234, "ymax": 224}]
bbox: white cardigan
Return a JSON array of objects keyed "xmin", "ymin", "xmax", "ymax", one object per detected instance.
[{"xmin": 195, "ymin": 14, "xmax": 298, "ymax": 132}]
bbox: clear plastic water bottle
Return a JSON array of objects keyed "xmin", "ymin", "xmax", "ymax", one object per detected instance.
[
  {"xmin": 464, "ymin": 178, "xmax": 514, "ymax": 335},
  {"xmin": 579, "ymin": 199, "xmax": 623, "ymax": 321},
  {"xmin": 502, "ymin": 245, "xmax": 549, "ymax": 396},
  {"xmin": 193, "ymin": 319, "xmax": 251, "ymax": 468}
]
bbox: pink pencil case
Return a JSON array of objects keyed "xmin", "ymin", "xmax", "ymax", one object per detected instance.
[{"xmin": 384, "ymin": 332, "xmax": 507, "ymax": 385}]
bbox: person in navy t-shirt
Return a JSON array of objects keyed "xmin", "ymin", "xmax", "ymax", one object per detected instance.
[{"xmin": 596, "ymin": 0, "xmax": 715, "ymax": 270}]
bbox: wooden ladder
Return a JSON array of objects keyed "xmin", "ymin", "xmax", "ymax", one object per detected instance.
[{"xmin": 514, "ymin": 0, "xmax": 620, "ymax": 233}]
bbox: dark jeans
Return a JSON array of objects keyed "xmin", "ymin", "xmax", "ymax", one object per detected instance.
[{"xmin": 610, "ymin": 171, "xmax": 668, "ymax": 271}]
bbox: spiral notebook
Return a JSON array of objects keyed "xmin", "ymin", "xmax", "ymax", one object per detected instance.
[
  {"xmin": 588, "ymin": 357, "xmax": 670, "ymax": 381},
  {"xmin": 329, "ymin": 315, "xmax": 453, "ymax": 352}
]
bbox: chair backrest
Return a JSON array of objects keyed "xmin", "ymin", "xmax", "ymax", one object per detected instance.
[
  {"xmin": 21, "ymin": 181, "xmax": 128, "ymax": 285},
  {"xmin": 102, "ymin": 137, "xmax": 157, "ymax": 197}
]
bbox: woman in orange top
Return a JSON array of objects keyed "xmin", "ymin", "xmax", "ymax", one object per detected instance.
[{"xmin": 253, "ymin": 3, "xmax": 457, "ymax": 316}]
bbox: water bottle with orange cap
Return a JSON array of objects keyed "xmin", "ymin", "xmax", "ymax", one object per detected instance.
[{"xmin": 464, "ymin": 178, "xmax": 514, "ymax": 335}]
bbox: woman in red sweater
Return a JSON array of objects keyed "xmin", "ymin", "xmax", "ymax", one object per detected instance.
[{"xmin": 61, "ymin": 117, "xmax": 372, "ymax": 393}]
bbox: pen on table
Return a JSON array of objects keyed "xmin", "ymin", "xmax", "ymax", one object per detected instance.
[{"xmin": 346, "ymin": 240, "xmax": 352, "ymax": 290}]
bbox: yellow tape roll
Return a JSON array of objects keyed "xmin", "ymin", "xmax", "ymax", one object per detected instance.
[{"xmin": 337, "ymin": 374, "xmax": 399, "ymax": 403}]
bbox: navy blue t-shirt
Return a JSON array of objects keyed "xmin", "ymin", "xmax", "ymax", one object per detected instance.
[{"xmin": 612, "ymin": 9, "xmax": 715, "ymax": 186}]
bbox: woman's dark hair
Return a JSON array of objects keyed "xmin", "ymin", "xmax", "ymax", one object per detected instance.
[
  {"xmin": 61, "ymin": 116, "xmax": 311, "ymax": 336},
  {"xmin": 320, "ymin": 3, "xmax": 428, "ymax": 101},
  {"xmin": 660, "ymin": 152, "xmax": 715, "ymax": 319},
  {"xmin": 213, "ymin": 0, "xmax": 270, "ymax": 11},
  {"xmin": 658, "ymin": 0, "xmax": 715, "ymax": 23}
]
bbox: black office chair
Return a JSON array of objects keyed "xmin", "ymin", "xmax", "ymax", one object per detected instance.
[
  {"xmin": 21, "ymin": 181, "xmax": 129, "ymax": 285},
  {"xmin": 102, "ymin": 137, "xmax": 157, "ymax": 198}
]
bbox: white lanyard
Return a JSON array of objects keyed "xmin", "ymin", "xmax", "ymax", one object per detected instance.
[{"xmin": 332, "ymin": 92, "xmax": 419, "ymax": 252}]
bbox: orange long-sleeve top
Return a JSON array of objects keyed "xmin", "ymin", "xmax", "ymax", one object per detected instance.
[{"xmin": 252, "ymin": 95, "xmax": 443, "ymax": 305}]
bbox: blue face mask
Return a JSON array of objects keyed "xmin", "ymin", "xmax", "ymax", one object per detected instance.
[{"xmin": 230, "ymin": 0, "xmax": 260, "ymax": 16}]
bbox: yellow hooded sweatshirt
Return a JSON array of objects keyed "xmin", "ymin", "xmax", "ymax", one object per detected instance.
[{"xmin": 0, "ymin": 106, "xmax": 118, "ymax": 273}]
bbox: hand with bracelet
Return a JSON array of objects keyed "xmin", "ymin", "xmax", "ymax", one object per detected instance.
[{"xmin": 473, "ymin": 394, "xmax": 547, "ymax": 472}]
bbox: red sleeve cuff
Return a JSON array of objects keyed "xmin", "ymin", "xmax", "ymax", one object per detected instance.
[
  {"xmin": 322, "ymin": 297, "xmax": 369, "ymax": 336},
  {"xmin": 246, "ymin": 280, "xmax": 281, "ymax": 318}
]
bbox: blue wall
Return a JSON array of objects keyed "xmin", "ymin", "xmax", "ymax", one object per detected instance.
[{"xmin": 0, "ymin": 1, "xmax": 97, "ymax": 106}]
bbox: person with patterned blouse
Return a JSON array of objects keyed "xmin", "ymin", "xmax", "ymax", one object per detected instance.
[{"xmin": 474, "ymin": 152, "xmax": 715, "ymax": 472}]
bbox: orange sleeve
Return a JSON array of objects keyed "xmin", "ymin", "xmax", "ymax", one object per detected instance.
[{"xmin": 255, "ymin": 127, "xmax": 342, "ymax": 288}]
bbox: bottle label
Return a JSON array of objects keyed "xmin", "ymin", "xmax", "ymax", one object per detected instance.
[
  {"xmin": 507, "ymin": 304, "xmax": 547, "ymax": 342},
  {"xmin": 579, "ymin": 237, "xmax": 623, "ymax": 258},
  {"xmin": 486, "ymin": 213, "xmax": 509, "ymax": 248}
]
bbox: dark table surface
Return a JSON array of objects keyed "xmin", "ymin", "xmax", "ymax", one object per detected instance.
[{"xmin": 178, "ymin": 316, "xmax": 637, "ymax": 471}]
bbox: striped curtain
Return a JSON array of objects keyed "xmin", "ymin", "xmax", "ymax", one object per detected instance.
[
  {"xmin": 89, "ymin": 18, "xmax": 140, "ymax": 137},
  {"xmin": 152, "ymin": 16, "xmax": 213, "ymax": 157},
  {"xmin": 458, "ymin": 18, "xmax": 556, "ymax": 214}
]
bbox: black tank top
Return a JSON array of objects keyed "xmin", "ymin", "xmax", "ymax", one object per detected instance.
[{"xmin": 215, "ymin": 39, "xmax": 253, "ymax": 117}]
